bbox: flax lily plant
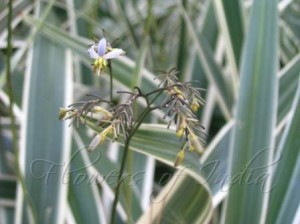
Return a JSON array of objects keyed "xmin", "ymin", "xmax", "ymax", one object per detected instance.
[{"xmin": 1, "ymin": 0, "xmax": 300, "ymax": 224}]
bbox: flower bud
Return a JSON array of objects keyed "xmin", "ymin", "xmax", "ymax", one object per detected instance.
[
  {"xmin": 191, "ymin": 102, "xmax": 200, "ymax": 112},
  {"xmin": 92, "ymin": 106, "xmax": 112, "ymax": 118},
  {"xmin": 88, "ymin": 134, "xmax": 101, "ymax": 151},
  {"xmin": 174, "ymin": 150, "xmax": 185, "ymax": 167},
  {"xmin": 189, "ymin": 133, "xmax": 204, "ymax": 154},
  {"xmin": 189, "ymin": 145, "xmax": 195, "ymax": 152},
  {"xmin": 176, "ymin": 127, "xmax": 185, "ymax": 138},
  {"xmin": 88, "ymin": 126, "xmax": 113, "ymax": 151},
  {"xmin": 58, "ymin": 108, "xmax": 68, "ymax": 120}
]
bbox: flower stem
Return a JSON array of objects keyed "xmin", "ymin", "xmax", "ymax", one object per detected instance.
[
  {"xmin": 110, "ymin": 136, "xmax": 131, "ymax": 224},
  {"xmin": 108, "ymin": 62, "xmax": 113, "ymax": 102},
  {"xmin": 110, "ymin": 106, "xmax": 152, "ymax": 224},
  {"xmin": 6, "ymin": 1, "xmax": 37, "ymax": 223},
  {"xmin": 110, "ymin": 89, "xmax": 165, "ymax": 223}
]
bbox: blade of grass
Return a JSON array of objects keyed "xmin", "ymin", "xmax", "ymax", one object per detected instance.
[
  {"xmin": 15, "ymin": 2, "xmax": 72, "ymax": 223},
  {"xmin": 176, "ymin": 0, "xmax": 233, "ymax": 120},
  {"xmin": 213, "ymin": 0, "xmax": 244, "ymax": 97},
  {"xmin": 266, "ymin": 78, "xmax": 300, "ymax": 224},
  {"xmin": 277, "ymin": 54, "xmax": 300, "ymax": 123},
  {"xmin": 73, "ymin": 128, "xmax": 143, "ymax": 223},
  {"xmin": 137, "ymin": 170, "xmax": 213, "ymax": 224},
  {"xmin": 68, "ymin": 136, "xmax": 106, "ymax": 224},
  {"xmin": 223, "ymin": 1, "xmax": 278, "ymax": 223}
]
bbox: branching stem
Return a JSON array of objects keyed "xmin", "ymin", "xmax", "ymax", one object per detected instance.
[{"xmin": 110, "ymin": 89, "xmax": 164, "ymax": 224}]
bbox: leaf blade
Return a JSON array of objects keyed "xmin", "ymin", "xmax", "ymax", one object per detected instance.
[{"xmin": 223, "ymin": 1, "xmax": 278, "ymax": 223}]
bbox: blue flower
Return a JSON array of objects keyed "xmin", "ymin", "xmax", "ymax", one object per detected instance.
[{"xmin": 88, "ymin": 38, "xmax": 125, "ymax": 76}]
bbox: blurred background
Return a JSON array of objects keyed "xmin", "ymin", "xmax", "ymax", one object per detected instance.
[{"xmin": 0, "ymin": 0, "xmax": 300, "ymax": 223}]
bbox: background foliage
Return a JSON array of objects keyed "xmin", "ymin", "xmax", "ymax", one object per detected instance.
[{"xmin": 0, "ymin": 0, "xmax": 299, "ymax": 223}]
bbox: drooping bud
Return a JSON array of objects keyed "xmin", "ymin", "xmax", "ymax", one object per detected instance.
[
  {"xmin": 189, "ymin": 133, "xmax": 204, "ymax": 154},
  {"xmin": 88, "ymin": 125, "xmax": 113, "ymax": 151},
  {"xmin": 58, "ymin": 108, "xmax": 68, "ymax": 120},
  {"xmin": 191, "ymin": 102, "xmax": 200, "ymax": 112},
  {"xmin": 88, "ymin": 134, "xmax": 101, "ymax": 151},
  {"xmin": 174, "ymin": 150, "xmax": 185, "ymax": 167},
  {"xmin": 176, "ymin": 127, "xmax": 185, "ymax": 138},
  {"xmin": 92, "ymin": 106, "xmax": 112, "ymax": 118},
  {"xmin": 189, "ymin": 145, "xmax": 195, "ymax": 152},
  {"xmin": 176, "ymin": 117, "xmax": 186, "ymax": 138}
]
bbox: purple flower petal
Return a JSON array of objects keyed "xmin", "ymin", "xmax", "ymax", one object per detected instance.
[
  {"xmin": 88, "ymin": 46, "xmax": 99, "ymax": 59},
  {"xmin": 103, "ymin": 49, "xmax": 125, "ymax": 60},
  {"xmin": 97, "ymin": 38, "xmax": 107, "ymax": 56}
]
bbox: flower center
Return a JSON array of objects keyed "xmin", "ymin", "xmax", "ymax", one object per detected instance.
[{"xmin": 94, "ymin": 57, "xmax": 107, "ymax": 69}]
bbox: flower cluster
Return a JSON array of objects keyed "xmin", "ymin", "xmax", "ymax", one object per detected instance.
[
  {"xmin": 88, "ymin": 38, "xmax": 125, "ymax": 76},
  {"xmin": 60, "ymin": 38, "xmax": 206, "ymax": 167},
  {"xmin": 59, "ymin": 95, "xmax": 112, "ymax": 126},
  {"xmin": 157, "ymin": 69, "xmax": 206, "ymax": 166},
  {"xmin": 59, "ymin": 91, "xmax": 138, "ymax": 151},
  {"xmin": 88, "ymin": 92, "xmax": 139, "ymax": 150}
]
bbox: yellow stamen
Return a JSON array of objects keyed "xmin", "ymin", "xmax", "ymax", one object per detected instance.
[{"xmin": 93, "ymin": 57, "xmax": 108, "ymax": 75}]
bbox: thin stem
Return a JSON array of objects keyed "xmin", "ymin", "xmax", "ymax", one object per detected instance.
[
  {"xmin": 110, "ymin": 106, "xmax": 152, "ymax": 224},
  {"xmin": 6, "ymin": 1, "xmax": 37, "ymax": 223},
  {"xmin": 124, "ymin": 148, "xmax": 133, "ymax": 223},
  {"xmin": 108, "ymin": 62, "xmax": 113, "ymax": 102},
  {"xmin": 145, "ymin": 86, "xmax": 168, "ymax": 97},
  {"xmin": 110, "ymin": 88, "xmax": 164, "ymax": 223},
  {"xmin": 110, "ymin": 136, "xmax": 131, "ymax": 224},
  {"xmin": 144, "ymin": 83, "xmax": 183, "ymax": 97}
]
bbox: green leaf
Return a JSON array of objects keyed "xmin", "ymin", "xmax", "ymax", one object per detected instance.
[
  {"xmin": 68, "ymin": 140, "xmax": 105, "ymax": 224},
  {"xmin": 281, "ymin": 2, "xmax": 300, "ymax": 42},
  {"xmin": 223, "ymin": 1, "xmax": 278, "ymax": 223},
  {"xmin": 137, "ymin": 170, "xmax": 213, "ymax": 224},
  {"xmin": 83, "ymin": 119, "xmax": 201, "ymax": 173},
  {"xmin": 15, "ymin": 5, "xmax": 72, "ymax": 222},
  {"xmin": 0, "ymin": 0, "xmax": 32, "ymax": 32},
  {"xmin": 213, "ymin": 0, "xmax": 244, "ymax": 96},
  {"xmin": 278, "ymin": 54, "xmax": 300, "ymax": 123},
  {"xmin": 202, "ymin": 1, "xmax": 218, "ymax": 48},
  {"xmin": 197, "ymin": 54, "xmax": 300, "ymax": 206},
  {"xmin": 177, "ymin": 0, "xmax": 234, "ymax": 120},
  {"xmin": 266, "ymin": 78, "xmax": 300, "ymax": 224},
  {"xmin": 82, "ymin": 119, "xmax": 214, "ymax": 222},
  {"xmin": 200, "ymin": 120, "xmax": 234, "ymax": 200},
  {"xmin": 214, "ymin": 0, "xmax": 244, "ymax": 68},
  {"xmin": 0, "ymin": 208, "xmax": 14, "ymax": 224},
  {"xmin": 73, "ymin": 128, "xmax": 144, "ymax": 223}
]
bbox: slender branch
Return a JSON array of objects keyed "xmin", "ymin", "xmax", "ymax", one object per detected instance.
[
  {"xmin": 144, "ymin": 84, "xmax": 184, "ymax": 97},
  {"xmin": 110, "ymin": 104, "xmax": 153, "ymax": 224},
  {"xmin": 145, "ymin": 86, "xmax": 168, "ymax": 97},
  {"xmin": 6, "ymin": 1, "xmax": 37, "ymax": 223},
  {"xmin": 108, "ymin": 62, "xmax": 113, "ymax": 102},
  {"xmin": 110, "ymin": 86, "xmax": 164, "ymax": 223},
  {"xmin": 110, "ymin": 135, "xmax": 131, "ymax": 224}
]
